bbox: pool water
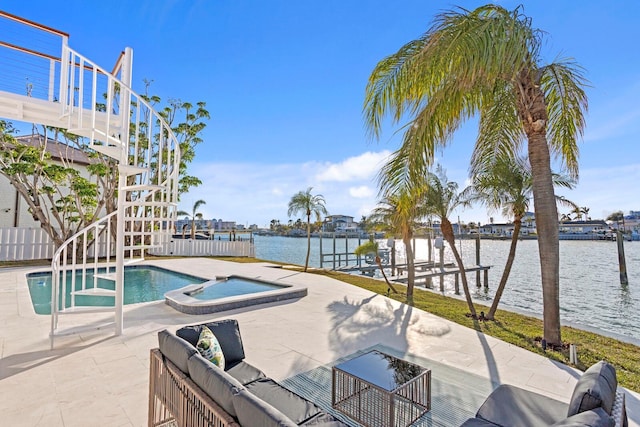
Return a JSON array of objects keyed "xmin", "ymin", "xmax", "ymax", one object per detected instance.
[
  {"xmin": 190, "ymin": 277, "xmax": 285, "ymax": 300},
  {"xmin": 27, "ymin": 265, "xmax": 207, "ymax": 314}
]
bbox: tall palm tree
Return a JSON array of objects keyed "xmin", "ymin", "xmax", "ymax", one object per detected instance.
[
  {"xmin": 467, "ymin": 156, "xmax": 575, "ymax": 320},
  {"xmin": 288, "ymin": 187, "xmax": 328, "ymax": 272},
  {"xmin": 369, "ymin": 188, "xmax": 424, "ymax": 303},
  {"xmin": 177, "ymin": 199, "xmax": 206, "ymax": 239},
  {"xmin": 364, "ymin": 5, "xmax": 588, "ymax": 345},
  {"xmin": 580, "ymin": 206, "xmax": 591, "ymax": 221},
  {"xmin": 354, "ymin": 240, "xmax": 399, "ymax": 294},
  {"xmin": 571, "ymin": 206, "xmax": 583, "ymax": 221},
  {"xmin": 421, "ymin": 165, "xmax": 476, "ymax": 317}
]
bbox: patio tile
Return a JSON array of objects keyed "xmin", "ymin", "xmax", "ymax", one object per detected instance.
[{"xmin": 0, "ymin": 258, "xmax": 638, "ymax": 427}]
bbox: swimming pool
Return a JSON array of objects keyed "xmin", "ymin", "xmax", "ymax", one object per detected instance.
[
  {"xmin": 165, "ymin": 275, "xmax": 307, "ymax": 314},
  {"xmin": 188, "ymin": 277, "xmax": 284, "ymax": 300},
  {"xmin": 27, "ymin": 265, "xmax": 208, "ymax": 314}
]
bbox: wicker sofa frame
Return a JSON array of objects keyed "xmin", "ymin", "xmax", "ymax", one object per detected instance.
[{"xmin": 149, "ymin": 348, "xmax": 240, "ymax": 427}]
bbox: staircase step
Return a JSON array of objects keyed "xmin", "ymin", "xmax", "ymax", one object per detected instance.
[
  {"xmin": 57, "ymin": 306, "xmax": 116, "ymax": 315},
  {"xmin": 121, "ymin": 184, "xmax": 164, "ymax": 191},
  {"xmin": 51, "ymin": 320, "xmax": 116, "ymax": 337},
  {"xmin": 90, "ymin": 144, "xmax": 123, "ymax": 159},
  {"xmin": 94, "ymin": 272, "xmax": 116, "ymax": 281},
  {"xmin": 72, "ymin": 288, "xmax": 116, "ymax": 297},
  {"xmin": 123, "ymin": 244, "xmax": 161, "ymax": 251},
  {"xmin": 119, "ymin": 165, "xmax": 149, "ymax": 176}
]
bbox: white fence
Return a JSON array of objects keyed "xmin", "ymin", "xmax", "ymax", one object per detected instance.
[
  {"xmin": 0, "ymin": 227, "xmax": 55, "ymax": 261},
  {"xmin": 149, "ymin": 237, "xmax": 254, "ymax": 257},
  {"xmin": 0, "ymin": 228, "xmax": 255, "ymax": 261}
]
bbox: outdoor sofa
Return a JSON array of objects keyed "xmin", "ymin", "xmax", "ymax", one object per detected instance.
[
  {"xmin": 149, "ymin": 318, "xmax": 347, "ymax": 427},
  {"xmin": 461, "ymin": 360, "xmax": 628, "ymax": 427}
]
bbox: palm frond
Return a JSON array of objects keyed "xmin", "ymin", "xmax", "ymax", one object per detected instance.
[{"xmin": 540, "ymin": 59, "xmax": 589, "ymax": 179}]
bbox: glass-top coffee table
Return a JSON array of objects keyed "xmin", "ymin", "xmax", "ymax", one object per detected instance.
[{"xmin": 331, "ymin": 350, "xmax": 431, "ymax": 427}]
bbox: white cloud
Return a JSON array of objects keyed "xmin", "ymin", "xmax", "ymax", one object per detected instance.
[
  {"xmin": 184, "ymin": 150, "xmax": 393, "ymax": 227},
  {"xmin": 315, "ymin": 150, "xmax": 391, "ymax": 182},
  {"xmin": 349, "ymin": 186, "xmax": 374, "ymax": 198}
]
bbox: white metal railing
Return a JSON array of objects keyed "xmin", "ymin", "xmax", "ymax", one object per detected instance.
[
  {"xmin": 1, "ymin": 11, "xmax": 183, "ymax": 343},
  {"xmin": 50, "ymin": 211, "xmax": 117, "ymax": 333}
]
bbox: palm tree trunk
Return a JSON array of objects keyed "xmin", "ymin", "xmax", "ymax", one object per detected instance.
[
  {"xmin": 376, "ymin": 256, "xmax": 399, "ymax": 294},
  {"xmin": 442, "ymin": 218, "xmax": 476, "ymax": 318},
  {"xmin": 486, "ymin": 218, "xmax": 522, "ymax": 320},
  {"xmin": 304, "ymin": 214, "xmax": 311, "ymax": 272},
  {"xmin": 528, "ymin": 131, "xmax": 562, "ymax": 346},
  {"xmin": 403, "ymin": 235, "xmax": 415, "ymax": 305}
]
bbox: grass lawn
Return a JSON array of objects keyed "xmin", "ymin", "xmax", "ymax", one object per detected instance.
[{"xmin": 312, "ymin": 269, "xmax": 640, "ymax": 392}]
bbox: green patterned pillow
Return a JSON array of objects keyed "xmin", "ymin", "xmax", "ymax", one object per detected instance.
[{"xmin": 196, "ymin": 326, "xmax": 225, "ymax": 369}]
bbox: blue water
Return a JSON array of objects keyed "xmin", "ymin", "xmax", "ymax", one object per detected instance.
[
  {"xmin": 254, "ymin": 235, "xmax": 640, "ymax": 343},
  {"xmin": 27, "ymin": 265, "xmax": 207, "ymax": 314},
  {"xmin": 190, "ymin": 277, "xmax": 284, "ymax": 300}
]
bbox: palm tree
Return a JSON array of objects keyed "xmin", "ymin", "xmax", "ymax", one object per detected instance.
[
  {"xmin": 580, "ymin": 206, "xmax": 590, "ymax": 221},
  {"xmin": 369, "ymin": 188, "xmax": 424, "ymax": 303},
  {"xmin": 467, "ymin": 156, "xmax": 575, "ymax": 320},
  {"xmin": 421, "ymin": 165, "xmax": 476, "ymax": 317},
  {"xmin": 177, "ymin": 199, "xmax": 206, "ymax": 239},
  {"xmin": 287, "ymin": 187, "xmax": 328, "ymax": 272},
  {"xmin": 571, "ymin": 206, "xmax": 583, "ymax": 221},
  {"xmin": 354, "ymin": 240, "xmax": 399, "ymax": 294},
  {"xmin": 364, "ymin": 5, "xmax": 588, "ymax": 345},
  {"xmin": 607, "ymin": 211, "xmax": 625, "ymax": 231}
]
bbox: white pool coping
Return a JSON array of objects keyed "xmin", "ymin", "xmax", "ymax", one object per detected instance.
[{"xmin": 164, "ymin": 275, "xmax": 307, "ymax": 314}]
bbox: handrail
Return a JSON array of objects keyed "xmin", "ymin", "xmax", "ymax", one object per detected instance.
[
  {"xmin": 49, "ymin": 40, "xmax": 181, "ymax": 345},
  {"xmin": 0, "ymin": 10, "xmax": 69, "ymax": 38},
  {"xmin": 0, "ymin": 39, "xmax": 59, "ymax": 62},
  {"xmin": 50, "ymin": 211, "xmax": 117, "ymax": 338}
]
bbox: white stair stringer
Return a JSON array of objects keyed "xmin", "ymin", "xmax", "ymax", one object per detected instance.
[
  {"xmin": 0, "ymin": 13, "xmax": 180, "ymax": 346},
  {"xmin": 46, "ymin": 50, "xmax": 179, "ymax": 346}
]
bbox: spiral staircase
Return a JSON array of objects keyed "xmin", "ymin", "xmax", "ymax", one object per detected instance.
[{"xmin": 0, "ymin": 11, "xmax": 180, "ymax": 346}]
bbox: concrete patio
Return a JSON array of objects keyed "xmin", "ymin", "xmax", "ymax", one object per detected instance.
[{"xmin": 1, "ymin": 257, "xmax": 638, "ymax": 426}]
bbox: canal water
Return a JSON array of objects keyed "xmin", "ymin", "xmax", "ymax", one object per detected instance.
[{"xmin": 254, "ymin": 235, "xmax": 640, "ymax": 343}]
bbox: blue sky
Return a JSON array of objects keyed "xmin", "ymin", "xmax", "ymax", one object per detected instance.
[{"xmin": 7, "ymin": 1, "xmax": 640, "ymax": 227}]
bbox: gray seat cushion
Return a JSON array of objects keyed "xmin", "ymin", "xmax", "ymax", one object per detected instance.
[
  {"xmin": 551, "ymin": 407, "xmax": 614, "ymax": 427},
  {"xmin": 476, "ymin": 384, "xmax": 569, "ymax": 426},
  {"xmin": 225, "ymin": 360, "xmax": 267, "ymax": 385},
  {"xmin": 177, "ymin": 319, "xmax": 246, "ymax": 365},
  {"xmin": 187, "ymin": 352, "xmax": 244, "ymax": 418},
  {"xmin": 232, "ymin": 388, "xmax": 298, "ymax": 427},
  {"xmin": 245, "ymin": 378, "xmax": 322, "ymax": 424},
  {"xmin": 157, "ymin": 329, "xmax": 197, "ymax": 374},
  {"xmin": 568, "ymin": 361, "xmax": 618, "ymax": 416}
]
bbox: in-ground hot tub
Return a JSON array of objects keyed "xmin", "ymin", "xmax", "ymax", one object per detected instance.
[{"xmin": 164, "ymin": 275, "xmax": 307, "ymax": 314}]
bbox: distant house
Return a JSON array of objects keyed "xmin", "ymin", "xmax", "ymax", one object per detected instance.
[
  {"xmin": 0, "ymin": 134, "xmax": 93, "ymax": 228},
  {"xmin": 479, "ymin": 223, "xmax": 514, "ymax": 235},
  {"xmin": 211, "ymin": 219, "xmax": 237, "ymax": 231},
  {"xmin": 431, "ymin": 221, "xmax": 463, "ymax": 235},
  {"xmin": 323, "ymin": 214, "xmax": 357, "ymax": 233},
  {"xmin": 559, "ymin": 220, "xmax": 608, "ymax": 234}
]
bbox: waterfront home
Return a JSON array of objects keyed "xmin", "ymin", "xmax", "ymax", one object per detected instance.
[
  {"xmin": 322, "ymin": 214, "xmax": 359, "ymax": 233},
  {"xmin": 559, "ymin": 219, "xmax": 608, "ymax": 235}
]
